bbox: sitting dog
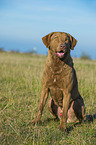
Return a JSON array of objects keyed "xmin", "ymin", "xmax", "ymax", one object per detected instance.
[{"xmin": 32, "ymin": 32, "xmax": 86, "ymax": 131}]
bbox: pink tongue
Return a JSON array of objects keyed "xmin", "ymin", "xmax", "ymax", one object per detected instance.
[{"xmin": 57, "ymin": 52, "xmax": 64, "ymax": 57}]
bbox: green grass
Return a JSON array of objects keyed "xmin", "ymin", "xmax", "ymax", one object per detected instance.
[{"xmin": 0, "ymin": 52, "xmax": 96, "ymax": 145}]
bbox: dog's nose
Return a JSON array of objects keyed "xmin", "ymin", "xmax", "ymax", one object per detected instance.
[{"xmin": 60, "ymin": 44, "xmax": 66, "ymax": 49}]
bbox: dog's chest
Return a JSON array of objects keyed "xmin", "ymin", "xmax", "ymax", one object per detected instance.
[
  {"xmin": 49, "ymin": 69, "xmax": 73, "ymax": 106},
  {"xmin": 50, "ymin": 87, "xmax": 63, "ymax": 107},
  {"xmin": 42, "ymin": 64, "xmax": 74, "ymax": 106},
  {"xmin": 48, "ymin": 66, "xmax": 73, "ymax": 89}
]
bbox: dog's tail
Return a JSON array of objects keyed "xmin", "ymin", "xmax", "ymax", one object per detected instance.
[{"xmin": 85, "ymin": 114, "xmax": 96, "ymax": 122}]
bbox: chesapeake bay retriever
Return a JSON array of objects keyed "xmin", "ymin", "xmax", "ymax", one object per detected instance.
[{"xmin": 32, "ymin": 32, "xmax": 86, "ymax": 131}]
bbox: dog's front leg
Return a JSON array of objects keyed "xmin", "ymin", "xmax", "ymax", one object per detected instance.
[
  {"xmin": 32, "ymin": 87, "xmax": 49, "ymax": 124},
  {"xmin": 60, "ymin": 90, "xmax": 71, "ymax": 131}
]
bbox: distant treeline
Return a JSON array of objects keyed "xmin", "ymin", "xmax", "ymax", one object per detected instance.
[
  {"xmin": 0, "ymin": 48, "xmax": 5, "ymax": 52},
  {"xmin": 0, "ymin": 48, "xmax": 91, "ymax": 60},
  {"xmin": 0, "ymin": 47, "xmax": 37, "ymax": 54},
  {"xmin": 80, "ymin": 52, "xmax": 91, "ymax": 60}
]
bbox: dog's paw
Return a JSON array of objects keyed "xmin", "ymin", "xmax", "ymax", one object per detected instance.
[
  {"xmin": 32, "ymin": 118, "xmax": 41, "ymax": 125},
  {"xmin": 27, "ymin": 117, "xmax": 41, "ymax": 125},
  {"xmin": 59, "ymin": 125, "xmax": 67, "ymax": 132},
  {"xmin": 27, "ymin": 118, "xmax": 41, "ymax": 126}
]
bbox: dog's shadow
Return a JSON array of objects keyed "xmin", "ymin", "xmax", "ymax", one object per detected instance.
[{"xmin": 42, "ymin": 114, "xmax": 96, "ymax": 133}]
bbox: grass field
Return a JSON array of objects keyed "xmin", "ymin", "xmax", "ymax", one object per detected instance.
[{"xmin": 0, "ymin": 52, "xmax": 96, "ymax": 145}]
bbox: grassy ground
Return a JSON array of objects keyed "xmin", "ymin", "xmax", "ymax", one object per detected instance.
[{"xmin": 0, "ymin": 52, "xmax": 96, "ymax": 145}]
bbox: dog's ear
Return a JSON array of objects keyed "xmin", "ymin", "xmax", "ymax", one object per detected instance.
[
  {"xmin": 42, "ymin": 32, "xmax": 54, "ymax": 48},
  {"xmin": 67, "ymin": 33, "xmax": 77, "ymax": 50}
]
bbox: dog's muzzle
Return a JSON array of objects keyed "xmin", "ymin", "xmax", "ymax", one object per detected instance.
[
  {"xmin": 55, "ymin": 44, "xmax": 66, "ymax": 58},
  {"xmin": 55, "ymin": 50, "xmax": 65, "ymax": 58}
]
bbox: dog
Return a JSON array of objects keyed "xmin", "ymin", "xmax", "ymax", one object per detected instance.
[{"xmin": 32, "ymin": 32, "xmax": 86, "ymax": 131}]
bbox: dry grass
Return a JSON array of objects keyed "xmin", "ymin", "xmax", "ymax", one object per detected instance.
[{"xmin": 0, "ymin": 52, "xmax": 96, "ymax": 144}]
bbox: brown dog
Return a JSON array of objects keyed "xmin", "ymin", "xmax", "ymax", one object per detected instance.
[{"xmin": 32, "ymin": 32, "xmax": 86, "ymax": 131}]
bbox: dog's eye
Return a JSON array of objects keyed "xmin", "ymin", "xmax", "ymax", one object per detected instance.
[
  {"xmin": 51, "ymin": 36, "xmax": 59, "ymax": 42},
  {"xmin": 65, "ymin": 37, "xmax": 68, "ymax": 41},
  {"xmin": 53, "ymin": 36, "xmax": 58, "ymax": 40}
]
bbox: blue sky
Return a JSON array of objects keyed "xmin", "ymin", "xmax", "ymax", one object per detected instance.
[{"xmin": 0, "ymin": 0, "xmax": 96, "ymax": 58}]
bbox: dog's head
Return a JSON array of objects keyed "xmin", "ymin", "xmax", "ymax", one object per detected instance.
[{"xmin": 42, "ymin": 32, "xmax": 77, "ymax": 59}]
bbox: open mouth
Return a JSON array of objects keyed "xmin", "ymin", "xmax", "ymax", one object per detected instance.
[{"xmin": 55, "ymin": 50, "xmax": 65, "ymax": 58}]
